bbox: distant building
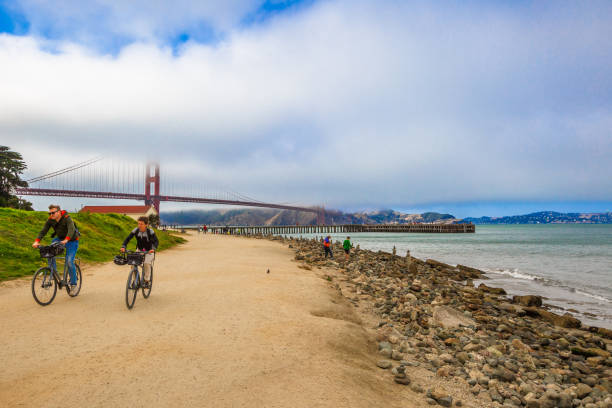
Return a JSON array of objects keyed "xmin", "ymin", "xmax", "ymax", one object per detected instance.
[{"xmin": 79, "ymin": 205, "xmax": 157, "ymax": 220}]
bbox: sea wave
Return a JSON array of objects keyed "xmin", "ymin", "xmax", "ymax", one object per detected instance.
[{"xmin": 482, "ymin": 267, "xmax": 612, "ymax": 304}]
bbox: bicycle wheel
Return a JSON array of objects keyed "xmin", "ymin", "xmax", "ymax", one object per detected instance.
[
  {"xmin": 142, "ymin": 266, "xmax": 153, "ymax": 299},
  {"xmin": 32, "ymin": 267, "xmax": 57, "ymax": 306},
  {"xmin": 125, "ymin": 267, "xmax": 139, "ymax": 309},
  {"xmin": 67, "ymin": 264, "xmax": 82, "ymax": 297}
]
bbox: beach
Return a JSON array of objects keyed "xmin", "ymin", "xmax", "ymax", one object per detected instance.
[
  {"xmin": 1, "ymin": 232, "xmax": 611, "ymax": 407},
  {"xmin": 0, "ymin": 233, "xmax": 477, "ymax": 408}
]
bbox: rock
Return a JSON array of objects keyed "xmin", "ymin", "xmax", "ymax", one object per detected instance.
[
  {"xmin": 428, "ymin": 387, "xmax": 450, "ymax": 402},
  {"xmin": 571, "ymin": 346, "xmax": 610, "ymax": 359},
  {"xmin": 511, "ymin": 338, "xmax": 532, "ymax": 353},
  {"xmin": 576, "ymin": 383, "xmax": 592, "ymax": 399},
  {"xmin": 520, "ymin": 382, "xmax": 535, "ymax": 395},
  {"xmin": 524, "ymin": 393, "xmax": 540, "ymax": 408},
  {"xmin": 456, "ymin": 352, "xmax": 469, "ymax": 364},
  {"xmin": 524, "ymin": 308, "xmax": 581, "ymax": 329},
  {"xmin": 512, "ymin": 295, "xmax": 543, "ymax": 307},
  {"xmin": 410, "ymin": 383, "xmax": 424, "ymax": 393},
  {"xmin": 456, "ymin": 264, "xmax": 484, "ymax": 278},
  {"xmin": 493, "ymin": 367, "xmax": 516, "ymax": 382},
  {"xmin": 391, "ymin": 350, "xmax": 403, "ymax": 361},
  {"xmin": 380, "ymin": 348, "xmax": 392, "ymax": 358},
  {"xmin": 436, "ymin": 366, "xmax": 451, "ymax": 377},
  {"xmin": 486, "ymin": 346, "xmax": 504, "ymax": 357},
  {"xmin": 426, "ymin": 259, "xmax": 454, "ymax": 269},
  {"xmin": 376, "ymin": 360, "xmax": 392, "ymax": 369},
  {"xmin": 478, "ymin": 283, "xmax": 507, "ymax": 295},
  {"xmin": 394, "ymin": 376, "xmax": 411, "ymax": 385},
  {"xmin": 431, "ymin": 306, "xmax": 476, "ymax": 329},
  {"xmin": 437, "ymin": 396, "xmax": 452, "ymax": 407}
]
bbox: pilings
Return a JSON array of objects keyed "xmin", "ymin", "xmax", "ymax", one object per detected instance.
[{"xmin": 183, "ymin": 223, "xmax": 476, "ymax": 235}]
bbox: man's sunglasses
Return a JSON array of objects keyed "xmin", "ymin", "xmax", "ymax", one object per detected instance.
[{"xmin": 48, "ymin": 211, "xmax": 58, "ymax": 215}]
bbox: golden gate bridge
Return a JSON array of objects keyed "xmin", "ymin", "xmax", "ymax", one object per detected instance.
[{"xmin": 15, "ymin": 157, "xmax": 325, "ymax": 223}]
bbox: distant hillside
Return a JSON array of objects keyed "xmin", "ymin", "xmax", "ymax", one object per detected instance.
[
  {"xmin": 161, "ymin": 209, "xmax": 458, "ymax": 226},
  {"xmin": 462, "ymin": 211, "xmax": 612, "ymax": 224}
]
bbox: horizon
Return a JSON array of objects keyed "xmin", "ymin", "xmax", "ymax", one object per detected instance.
[{"xmin": 3, "ymin": 1, "xmax": 612, "ymax": 215}]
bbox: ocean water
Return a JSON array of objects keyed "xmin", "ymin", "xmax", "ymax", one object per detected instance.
[{"xmin": 290, "ymin": 225, "xmax": 612, "ymax": 329}]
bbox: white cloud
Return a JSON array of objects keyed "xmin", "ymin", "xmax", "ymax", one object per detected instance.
[{"xmin": 2, "ymin": 0, "xmax": 612, "ymax": 212}]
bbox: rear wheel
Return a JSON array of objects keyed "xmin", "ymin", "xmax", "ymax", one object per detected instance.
[
  {"xmin": 67, "ymin": 264, "xmax": 82, "ymax": 297},
  {"xmin": 125, "ymin": 267, "xmax": 139, "ymax": 309},
  {"xmin": 142, "ymin": 266, "xmax": 153, "ymax": 299},
  {"xmin": 32, "ymin": 267, "xmax": 57, "ymax": 306}
]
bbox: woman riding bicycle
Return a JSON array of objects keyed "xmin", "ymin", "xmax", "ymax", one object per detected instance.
[
  {"xmin": 121, "ymin": 216, "xmax": 158, "ymax": 287},
  {"xmin": 31, "ymin": 204, "xmax": 80, "ymax": 291}
]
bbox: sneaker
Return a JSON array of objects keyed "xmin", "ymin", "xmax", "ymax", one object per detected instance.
[
  {"xmin": 143, "ymin": 281, "xmax": 151, "ymax": 289},
  {"xmin": 70, "ymin": 284, "xmax": 78, "ymax": 292}
]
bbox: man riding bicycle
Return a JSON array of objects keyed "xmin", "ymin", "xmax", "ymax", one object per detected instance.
[
  {"xmin": 121, "ymin": 216, "xmax": 158, "ymax": 287},
  {"xmin": 32, "ymin": 204, "xmax": 80, "ymax": 291}
]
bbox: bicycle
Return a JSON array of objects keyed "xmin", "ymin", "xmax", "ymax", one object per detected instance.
[
  {"xmin": 31, "ymin": 242, "xmax": 82, "ymax": 306},
  {"xmin": 114, "ymin": 250, "xmax": 154, "ymax": 309}
]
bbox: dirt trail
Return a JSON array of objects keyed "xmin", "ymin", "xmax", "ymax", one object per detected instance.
[{"xmin": 0, "ymin": 234, "xmax": 420, "ymax": 407}]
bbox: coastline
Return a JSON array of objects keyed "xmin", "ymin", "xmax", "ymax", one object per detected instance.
[{"xmin": 274, "ymin": 234, "xmax": 612, "ymax": 407}]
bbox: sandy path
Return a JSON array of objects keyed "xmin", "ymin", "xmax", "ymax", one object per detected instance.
[{"xmin": 0, "ymin": 234, "xmax": 420, "ymax": 407}]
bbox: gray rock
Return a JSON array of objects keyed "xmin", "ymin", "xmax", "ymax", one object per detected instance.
[
  {"xmin": 410, "ymin": 383, "xmax": 424, "ymax": 393},
  {"xmin": 394, "ymin": 376, "xmax": 411, "ymax": 385},
  {"xmin": 431, "ymin": 306, "xmax": 476, "ymax": 328},
  {"xmin": 376, "ymin": 360, "xmax": 392, "ymax": 369}
]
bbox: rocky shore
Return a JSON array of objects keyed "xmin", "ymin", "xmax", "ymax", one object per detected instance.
[{"xmin": 267, "ymin": 235, "xmax": 612, "ymax": 408}]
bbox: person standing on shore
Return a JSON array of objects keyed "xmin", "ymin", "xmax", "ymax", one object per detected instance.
[
  {"xmin": 343, "ymin": 236, "xmax": 352, "ymax": 260},
  {"xmin": 323, "ymin": 235, "xmax": 333, "ymax": 259}
]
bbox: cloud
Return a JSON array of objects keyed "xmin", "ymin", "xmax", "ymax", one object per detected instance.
[{"xmin": 1, "ymin": 0, "xmax": 612, "ymax": 212}]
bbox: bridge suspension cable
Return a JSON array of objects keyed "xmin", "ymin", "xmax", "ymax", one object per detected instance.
[{"xmin": 26, "ymin": 156, "xmax": 104, "ymax": 184}]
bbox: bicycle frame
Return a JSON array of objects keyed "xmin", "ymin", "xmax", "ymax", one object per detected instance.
[{"xmin": 46, "ymin": 255, "xmax": 80, "ymax": 288}]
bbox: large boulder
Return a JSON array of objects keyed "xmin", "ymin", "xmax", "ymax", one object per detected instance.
[
  {"xmin": 431, "ymin": 306, "xmax": 476, "ymax": 328},
  {"xmin": 513, "ymin": 295, "xmax": 543, "ymax": 307},
  {"xmin": 478, "ymin": 283, "xmax": 507, "ymax": 295},
  {"xmin": 524, "ymin": 308, "xmax": 581, "ymax": 329},
  {"xmin": 456, "ymin": 264, "xmax": 484, "ymax": 278}
]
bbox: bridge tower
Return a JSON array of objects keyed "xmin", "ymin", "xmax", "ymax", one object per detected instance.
[
  {"xmin": 317, "ymin": 206, "xmax": 326, "ymax": 225},
  {"xmin": 144, "ymin": 162, "xmax": 160, "ymax": 213}
]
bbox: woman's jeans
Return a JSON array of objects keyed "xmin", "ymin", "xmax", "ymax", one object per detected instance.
[{"xmin": 49, "ymin": 238, "xmax": 79, "ymax": 285}]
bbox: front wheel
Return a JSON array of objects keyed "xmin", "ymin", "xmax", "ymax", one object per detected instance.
[
  {"xmin": 32, "ymin": 267, "xmax": 57, "ymax": 306},
  {"xmin": 67, "ymin": 264, "xmax": 82, "ymax": 297},
  {"xmin": 125, "ymin": 267, "xmax": 139, "ymax": 309}
]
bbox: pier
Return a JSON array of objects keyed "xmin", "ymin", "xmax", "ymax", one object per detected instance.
[{"xmin": 163, "ymin": 224, "xmax": 475, "ymax": 234}]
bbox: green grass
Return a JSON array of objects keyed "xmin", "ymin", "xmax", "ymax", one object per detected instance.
[{"xmin": 0, "ymin": 207, "xmax": 186, "ymax": 280}]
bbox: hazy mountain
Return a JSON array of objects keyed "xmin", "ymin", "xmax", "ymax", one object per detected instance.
[
  {"xmin": 462, "ymin": 211, "xmax": 612, "ymax": 224},
  {"xmin": 160, "ymin": 209, "xmax": 458, "ymax": 226}
]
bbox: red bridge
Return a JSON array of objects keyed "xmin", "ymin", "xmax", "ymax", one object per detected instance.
[{"xmin": 16, "ymin": 158, "xmax": 325, "ymax": 223}]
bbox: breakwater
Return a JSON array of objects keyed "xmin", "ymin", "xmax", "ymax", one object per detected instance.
[
  {"xmin": 269, "ymin": 234, "xmax": 612, "ymax": 407},
  {"xmin": 163, "ymin": 223, "xmax": 475, "ymax": 234}
]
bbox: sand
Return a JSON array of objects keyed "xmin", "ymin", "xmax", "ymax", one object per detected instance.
[{"xmin": 0, "ymin": 233, "xmax": 427, "ymax": 407}]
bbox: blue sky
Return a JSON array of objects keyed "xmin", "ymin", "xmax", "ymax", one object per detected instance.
[{"xmin": 1, "ymin": 0, "xmax": 612, "ymax": 217}]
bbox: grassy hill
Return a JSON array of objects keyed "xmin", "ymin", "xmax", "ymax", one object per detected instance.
[{"xmin": 0, "ymin": 208, "xmax": 186, "ymax": 281}]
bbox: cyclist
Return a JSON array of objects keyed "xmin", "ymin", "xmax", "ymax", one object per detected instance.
[
  {"xmin": 121, "ymin": 216, "xmax": 158, "ymax": 287},
  {"xmin": 31, "ymin": 204, "xmax": 80, "ymax": 291}
]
